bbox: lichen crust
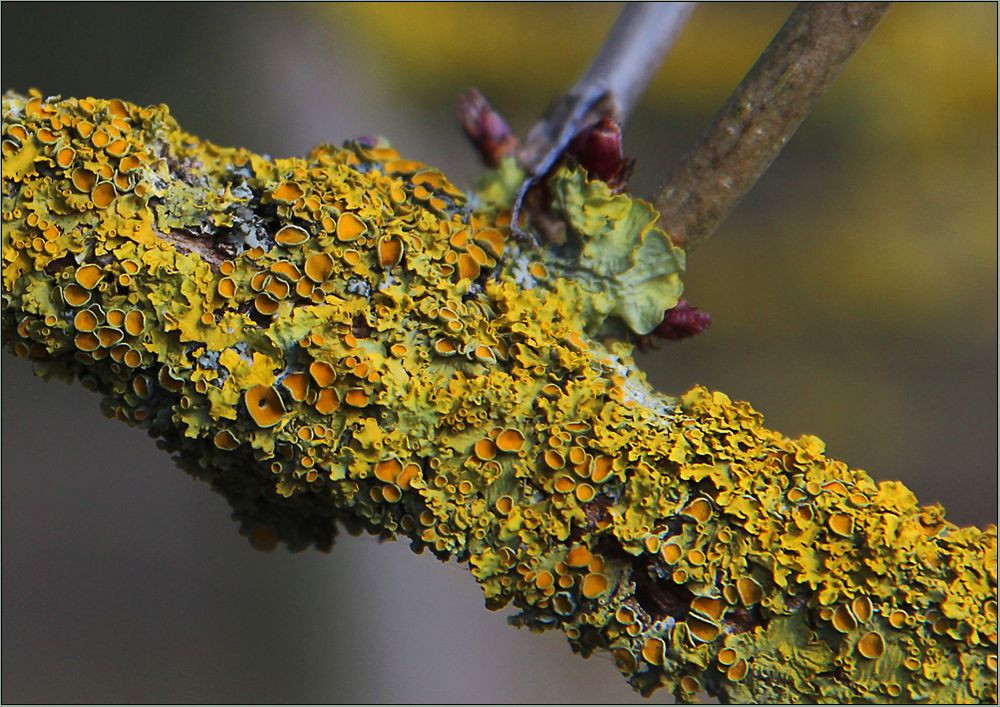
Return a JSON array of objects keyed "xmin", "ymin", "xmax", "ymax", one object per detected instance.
[{"xmin": 2, "ymin": 91, "xmax": 995, "ymax": 703}]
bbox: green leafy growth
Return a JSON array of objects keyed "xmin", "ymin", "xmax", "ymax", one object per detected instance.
[{"xmin": 547, "ymin": 166, "xmax": 686, "ymax": 336}]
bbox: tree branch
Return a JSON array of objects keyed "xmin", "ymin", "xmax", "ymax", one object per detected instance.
[
  {"xmin": 653, "ymin": 2, "xmax": 891, "ymax": 249},
  {"xmin": 518, "ymin": 2, "xmax": 697, "ymax": 170},
  {"xmin": 3, "ymin": 92, "xmax": 995, "ymax": 704}
]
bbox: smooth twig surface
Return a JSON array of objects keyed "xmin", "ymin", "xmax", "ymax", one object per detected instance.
[
  {"xmin": 653, "ymin": 2, "xmax": 891, "ymax": 249},
  {"xmin": 572, "ymin": 1, "xmax": 698, "ymax": 123},
  {"xmin": 518, "ymin": 2, "xmax": 697, "ymax": 171}
]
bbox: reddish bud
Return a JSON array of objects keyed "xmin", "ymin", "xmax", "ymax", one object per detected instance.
[
  {"xmin": 459, "ymin": 89, "xmax": 517, "ymax": 167},
  {"xmin": 567, "ymin": 117, "xmax": 633, "ymax": 193},
  {"xmin": 651, "ymin": 299, "xmax": 712, "ymax": 340}
]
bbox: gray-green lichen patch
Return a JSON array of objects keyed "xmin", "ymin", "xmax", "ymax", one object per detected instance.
[{"xmin": 546, "ymin": 166, "xmax": 685, "ymax": 337}]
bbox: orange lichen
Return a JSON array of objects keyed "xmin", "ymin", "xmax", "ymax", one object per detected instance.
[
  {"xmin": 679, "ymin": 676, "xmax": 700, "ymax": 696},
  {"xmin": 265, "ymin": 277, "xmax": 290, "ymax": 299},
  {"xmin": 575, "ymin": 483, "xmax": 596, "ymax": 502},
  {"xmin": 832, "ymin": 604, "xmax": 858, "ymax": 633},
  {"xmin": 736, "ymin": 577, "xmax": 763, "ymax": 607},
  {"xmin": 433, "ymin": 339, "xmax": 456, "ymax": 356},
  {"xmin": 281, "ymin": 373, "xmax": 311, "ymax": 402},
  {"xmin": 474, "ymin": 438, "xmax": 497, "ymax": 461},
  {"xmin": 344, "ymin": 388, "xmax": 369, "ymax": 408},
  {"xmin": 244, "ymin": 385, "xmax": 285, "ymax": 428},
  {"xmin": 122, "ymin": 348, "xmax": 143, "ymax": 368},
  {"xmin": 566, "ymin": 546, "xmax": 593, "ymax": 568},
  {"xmin": 643, "ymin": 637, "xmax": 666, "ymax": 666},
  {"xmin": 105, "ymin": 310, "xmax": 125, "ymax": 328},
  {"xmin": 661, "ymin": 542, "xmax": 683, "ymax": 565},
  {"xmin": 73, "ymin": 332, "xmax": 100, "ymax": 351},
  {"xmin": 591, "ymin": 454, "xmax": 614, "ymax": 483},
  {"xmin": 382, "ymin": 485, "xmax": 402, "ymax": 503},
  {"xmin": 828, "ymin": 512, "xmax": 854, "ymax": 537},
  {"xmin": 852, "ymin": 595, "xmax": 873, "ymax": 623},
  {"xmin": 308, "ymin": 361, "xmax": 336, "ymax": 388},
  {"xmin": 691, "ymin": 596, "xmax": 726, "ymax": 622},
  {"xmin": 726, "ymin": 659, "xmax": 749, "ymax": 682},
  {"xmin": 375, "ymin": 459, "xmax": 403, "ymax": 484},
  {"xmin": 496, "ymin": 429, "xmax": 525, "ymax": 452},
  {"xmin": 213, "ymin": 430, "xmax": 240, "ymax": 451},
  {"xmin": 275, "ymin": 224, "xmax": 310, "ymax": 246},
  {"xmin": 457, "ymin": 253, "xmax": 479, "ymax": 281},
  {"xmin": 857, "ymin": 631, "xmax": 885, "ymax": 660},
  {"xmin": 55, "ymin": 146, "xmax": 75, "ymax": 169},
  {"xmin": 91, "ymin": 182, "xmax": 116, "ymax": 209},
  {"xmin": 544, "ymin": 450, "xmax": 565, "ymax": 469},
  {"xmin": 688, "ymin": 614, "xmax": 721, "ymax": 643},
  {"xmin": 535, "ymin": 570, "xmax": 555, "ymax": 590},
  {"xmin": 581, "ymin": 572, "xmax": 609, "ymax": 599},
  {"xmin": 315, "ymin": 388, "xmax": 340, "ymax": 415},
  {"xmin": 272, "ymin": 181, "xmax": 303, "ymax": 202},
  {"xmin": 254, "ymin": 292, "xmax": 280, "ymax": 315},
  {"xmin": 682, "ymin": 497, "xmax": 713, "ymax": 523},
  {"xmin": 95, "ymin": 327, "xmax": 124, "ymax": 348},
  {"xmin": 73, "ymin": 309, "xmax": 98, "ymax": 332},
  {"xmin": 377, "ymin": 236, "xmax": 403, "ymax": 268},
  {"xmin": 397, "ymin": 463, "xmax": 420, "ymax": 490},
  {"xmin": 217, "ymin": 277, "xmax": 236, "ymax": 299},
  {"xmin": 74, "ymin": 264, "xmax": 103, "ymax": 289},
  {"xmin": 336, "ymin": 212, "xmax": 367, "ymax": 240}
]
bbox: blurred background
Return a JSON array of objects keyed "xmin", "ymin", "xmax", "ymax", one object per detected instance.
[{"xmin": 2, "ymin": 2, "xmax": 995, "ymax": 702}]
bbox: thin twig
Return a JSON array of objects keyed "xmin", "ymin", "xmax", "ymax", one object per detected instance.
[
  {"xmin": 652, "ymin": 2, "xmax": 891, "ymax": 250},
  {"xmin": 571, "ymin": 1, "xmax": 699, "ymax": 124},
  {"xmin": 520, "ymin": 2, "xmax": 697, "ymax": 163},
  {"xmin": 510, "ymin": 2, "xmax": 697, "ymax": 243}
]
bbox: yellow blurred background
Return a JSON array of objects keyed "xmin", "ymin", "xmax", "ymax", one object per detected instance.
[{"xmin": 2, "ymin": 3, "xmax": 995, "ymax": 702}]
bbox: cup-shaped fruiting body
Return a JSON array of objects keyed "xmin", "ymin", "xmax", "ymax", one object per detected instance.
[{"xmin": 2, "ymin": 91, "xmax": 995, "ymax": 704}]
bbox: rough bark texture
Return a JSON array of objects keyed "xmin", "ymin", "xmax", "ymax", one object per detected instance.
[
  {"xmin": 653, "ymin": 2, "xmax": 891, "ymax": 249},
  {"xmin": 2, "ymin": 93, "xmax": 996, "ymax": 703}
]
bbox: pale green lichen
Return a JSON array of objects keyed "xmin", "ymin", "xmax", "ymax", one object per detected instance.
[
  {"xmin": 546, "ymin": 166, "xmax": 685, "ymax": 337},
  {"xmin": 2, "ymin": 91, "xmax": 995, "ymax": 703}
]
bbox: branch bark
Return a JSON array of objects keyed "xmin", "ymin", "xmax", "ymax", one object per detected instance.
[
  {"xmin": 510, "ymin": 2, "xmax": 695, "ymax": 242},
  {"xmin": 653, "ymin": 2, "xmax": 891, "ymax": 249},
  {"xmin": 518, "ymin": 2, "xmax": 697, "ymax": 170}
]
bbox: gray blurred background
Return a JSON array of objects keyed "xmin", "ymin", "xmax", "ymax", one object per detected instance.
[{"xmin": 2, "ymin": 3, "xmax": 996, "ymax": 703}]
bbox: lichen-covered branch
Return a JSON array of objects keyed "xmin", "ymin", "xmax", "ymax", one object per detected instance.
[
  {"xmin": 653, "ymin": 2, "xmax": 891, "ymax": 249},
  {"xmin": 2, "ymin": 93, "xmax": 995, "ymax": 703}
]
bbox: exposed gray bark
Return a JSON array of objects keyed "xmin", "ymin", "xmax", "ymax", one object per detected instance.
[{"xmin": 511, "ymin": 2, "xmax": 697, "ymax": 243}]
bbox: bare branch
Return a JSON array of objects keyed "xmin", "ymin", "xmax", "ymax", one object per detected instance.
[
  {"xmin": 518, "ymin": 2, "xmax": 696, "ymax": 169},
  {"xmin": 575, "ymin": 1, "xmax": 699, "ymax": 123},
  {"xmin": 653, "ymin": 2, "xmax": 891, "ymax": 249}
]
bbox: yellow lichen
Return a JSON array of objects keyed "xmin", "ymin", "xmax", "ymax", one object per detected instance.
[{"xmin": 2, "ymin": 92, "xmax": 994, "ymax": 705}]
